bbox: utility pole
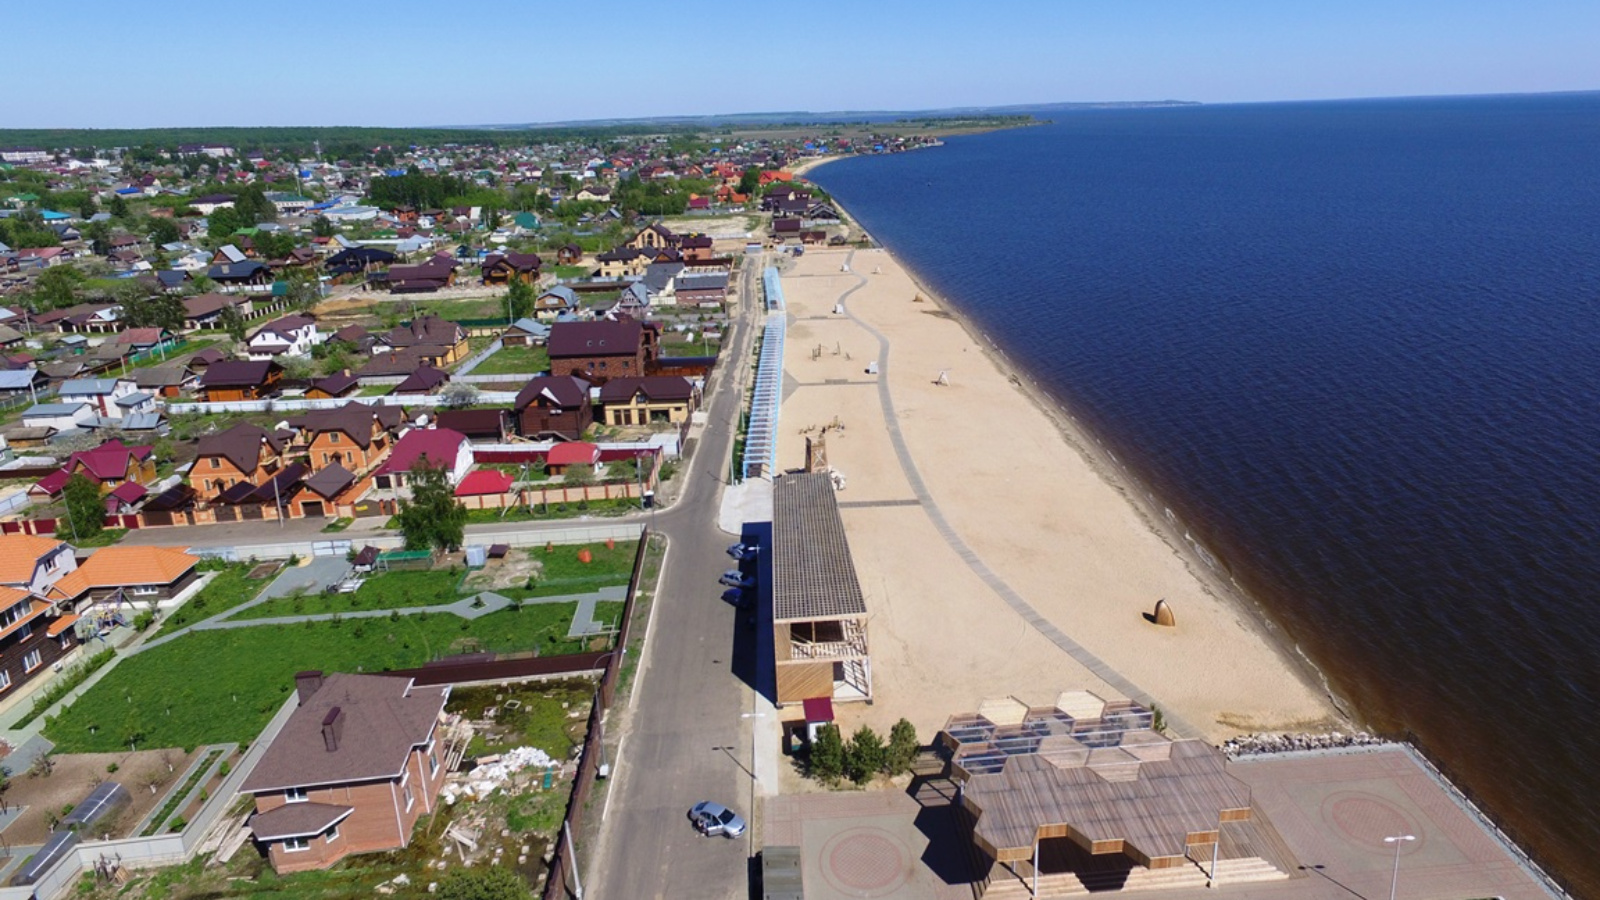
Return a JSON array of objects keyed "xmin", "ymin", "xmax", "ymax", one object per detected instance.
[{"xmin": 563, "ymin": 821, "xmax": 584, "ymax": 899}]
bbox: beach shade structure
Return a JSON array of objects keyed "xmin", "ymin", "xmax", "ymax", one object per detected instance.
[{"xmin": 937, "ymin": 692, "xmax": 1280, "ymax": 896}]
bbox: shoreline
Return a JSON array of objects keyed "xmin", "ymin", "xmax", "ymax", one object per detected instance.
[{"xmin": 779, "ymin": 171, "xmax": 1351, "ymax": 740}]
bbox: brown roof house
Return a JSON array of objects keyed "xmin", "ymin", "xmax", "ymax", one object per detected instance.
[
  {"xmin": 200, "ymin": 360, "xmax": 283, "ymax": 402},
  {"xmin": 546, "ymin": 319, "xmax": 658, "ymax": 385},
  {"xmin": 480, "ymin": 252, "xmax": 542, "ymax": 285},
  {"xmin": 598, "ymin": 375, "xmax": 699, "ymax": 426},
  {"xmin": 377, "ymin": 315, "xmax": 469, "ymax": 367},
  {"xmin": 242, "ymin": 672, "xmax": 450, "ymax": 873},
  {"xmin": 513, "ymin": 375, "xmax": 593, "ymax": 441},
  {"xmin": 192, "ymin": 422, "xmax": 287, "ymax": 498}
]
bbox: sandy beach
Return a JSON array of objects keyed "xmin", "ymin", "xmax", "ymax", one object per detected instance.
[{"xmin": 770, "ymin": 240, "xmax": 1342, "ymax": 745}]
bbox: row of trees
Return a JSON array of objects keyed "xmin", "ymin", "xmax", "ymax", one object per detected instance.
[{"xmin": 808, "ymin": 719, "xmax": 920, "ymax": 785}]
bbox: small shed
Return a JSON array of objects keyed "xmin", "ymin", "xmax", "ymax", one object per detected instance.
[
  {"xmin": 802, "ymin": 696, "xmax": 835, "ymax": 744},
  {"xmin": 762, "ymin": 846, "xmax": 805, "ymax": 900}
]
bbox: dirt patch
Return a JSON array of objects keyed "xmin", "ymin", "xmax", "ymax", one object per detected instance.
[
  {"xmin": 1, "ymin": 749, "xmax": 196, "ymax": 844},
  {"xmin": 461, "ymin": 549, "xmax": 543, "ymax": 592},
  {"xmin": 245, "ymin": 562, "xmax": 282, "ymax": 580}
]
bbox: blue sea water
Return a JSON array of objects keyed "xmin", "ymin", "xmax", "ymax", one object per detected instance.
[{"xmin": 807, "ymin": 93, "xmax": 1600, "ymax": 897}]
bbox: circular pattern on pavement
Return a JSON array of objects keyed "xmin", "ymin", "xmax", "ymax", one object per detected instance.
[
  {"xmin": 1321, "ymin": 791, "xmax": 1423, "ymax": 852},
  {"xmin": 820, "ymin": 826, "xmax": 912, "ymax": 896}
]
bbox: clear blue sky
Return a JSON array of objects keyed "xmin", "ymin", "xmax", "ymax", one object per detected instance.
[{"xmin": 5, "ymin": 0, "xmax": 1597, "ymax": 128}]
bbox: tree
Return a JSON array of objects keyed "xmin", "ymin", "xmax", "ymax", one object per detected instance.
[
  {"xmin": 437, "ymin": 867, "xmax": 531, "ymax": 900},
  {"xmin": 808, "ymin": 724, "xmax": 844, "ymax": 783},
  {"xmin": 311, "ymin": 214, "xmax": 336, "ymax": 238},
  {"xmin": 563, "ymin": 463, "xmax": 595, "ymax": 486},
  {"xmin": 505, "ymin": 277, "xmax": 535, "ymax": 321},
  {"xmin": 397, "ymin": 459, "xmax": 467, "ymax": 553},
  {"xmin": 121, "ymin": 289, "xmax": 185, "ymax": 333},
  {"xmin": 77, "ymin": 196, "xmax": 99, "ymax": 220},
  {"xmin": 218, "ymin": 304, "xmax": 247, "ymax": 342},
  {"xmin": 440, "ymin": 383, "xmax": 480, "ymax": 409},
  {"xmin": 63, "ymin": 473, "xmax": 105, "ymax": 542},
  {"xmin": 107, "ymin": 194, "xmax": 130, "ymax": 219},
  {"xmin": 738, "ymin": 167, "xmax": 761, "ymax": 197},
  {"xmin": 85, "ymin": 220, "xmax": 112, "ymax": 256},
  {"xmin": 30, "ymin": 266, "xmax": 87, "ymax": 310},
  {"xmin": 844, "ymin": 725, "xmax": 886, "ymax": 784},
  {"xmin": 280, "ymin": 268, "xmax": 320, "ymax": 310},
  {"xmin": 206, "ymin": 206, "xmax": 243, "ymax": 242},
  {"xmin": 147, "ymin": 216, "xmax": 180, "ymax": 246},
  {"xmin": 885, "ymin": 718, "xmax": 920, "ymax": 777}
]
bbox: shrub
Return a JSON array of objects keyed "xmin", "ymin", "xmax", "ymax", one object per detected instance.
[
  {"xmin": 808, "ymin": 724, "xmax": 844, "ymax": 783},
  {"xmin": 438, "ymin": 866, "xmax": 531, "ymax": 900},
  {"xmin": 844, "ymin": 726, "xmax": 886, "ymax": 784},
  {"xmin": 885, "ymin": 718, "xmax": 919, "ymax": 777},
  {"xmin": 132, "ymin": 611, "xmax": 155, "ymax": 631}
]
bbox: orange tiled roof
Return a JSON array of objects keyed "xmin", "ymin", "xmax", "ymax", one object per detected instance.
[
  {"xmin": 0, "ymin": 597, "xmax": 50, "ymax": 642},
  {"xmin": 0, "ymin": 535, "xmax": 66, "ymax": 586},
  {"xmin": 50, "ymin": 546, "xmax": 198, "ymax": 600}
]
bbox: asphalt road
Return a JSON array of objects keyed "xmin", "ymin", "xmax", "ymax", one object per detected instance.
[{"xmin": 582, "ymin": 257, "xmax": 766, "ymax": 899}]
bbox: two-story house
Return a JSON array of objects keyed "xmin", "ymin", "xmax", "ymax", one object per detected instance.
[
  {"xmin": 0, "ymin": 534, "xmax": 78, "ymax": 597},
  {"xmin": 247, "ymin": 315, "xmax": 321, "ymax": 360},
  {"xmin": 57, "ymin": 378, "xmax": 139, "ymax": 420},
  {"xmin": 31, "ymin": 439, "xmax": 156, "ymax": 497},
  {"xmin": 375, "ymin": 316, "xmax": 469, "ymax": 367},
  {"xmin": 546, "ymin": 319, "xmax": 658, "ymax": 385},
  {"xmin": 192, "ymin": 423, "xmax": 286, "ymax": 497},
  {"xmin": 480, "ymin": 252, "xmax": 542, "ymax": 286},
  {"xmin": 242, "ymin": 672, "xmax": 450, "ymax": 873},
  {"xmin": 286, "ymin": 403, "xmax": 403, "ymax": 475},
  {"xmin": 597, "ymin": 376, "xmax": 699, "ymax": 427},
  {"xmin": 513, "ymin": 375, "xmax": 593, "ymax": 441}
]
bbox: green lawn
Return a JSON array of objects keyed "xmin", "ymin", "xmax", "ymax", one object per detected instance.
[
  {"xmin": 232, "ymin": 569, "xmax": 465, "ymax": 620},
  {"xmin": 551, "ymin": 264, "xmax": 590, "ymax": 279},
  {"xmin": 153, "ymin": 563, "xmax": 274, "ymax": 636},
  {"xmin": 417, "ymin": 297, "xmax": 505, "ymax": 321},
  {"xmin": 46, "ymin": 604, "xmax": 600, "ymax": 752},
  {"xmin": 464, "ymin": 497, "xmax": 642, "ymax": 524},
  {"xmin": 468, "ymin": 344, "xmax": 548, "ymax": 375}
]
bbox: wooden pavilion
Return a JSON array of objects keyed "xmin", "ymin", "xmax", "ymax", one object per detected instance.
[{"xmin": 940, "ymin": 691, "xmax": 1293, "ymax": 897}]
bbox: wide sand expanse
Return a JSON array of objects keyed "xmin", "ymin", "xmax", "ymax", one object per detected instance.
[{"xmin": 773, "ymin": 246, "xmax": 1340, "ymax": 743}]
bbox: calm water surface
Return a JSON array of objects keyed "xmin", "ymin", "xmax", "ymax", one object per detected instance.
[{"xmin": 808, "ymin": 93, "xmax": 1600, "ymax": 898}]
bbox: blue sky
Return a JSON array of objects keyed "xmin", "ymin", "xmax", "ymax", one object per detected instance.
[{"xmin": 4, "ymin": 0, "xmax": 1597, "ymax": 128}]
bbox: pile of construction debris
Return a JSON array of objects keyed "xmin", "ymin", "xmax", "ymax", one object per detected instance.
[{"xmin": 441, "ymin": 746, "xmax": 559, "ymax": 804}]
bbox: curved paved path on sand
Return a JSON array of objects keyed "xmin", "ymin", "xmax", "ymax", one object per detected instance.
[{"xmin": 833, "ymin": 249, "xmax": 1199, "ymax": 738}]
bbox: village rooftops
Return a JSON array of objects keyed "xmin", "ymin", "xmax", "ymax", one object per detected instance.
[
  {"xmin": 242, "ymin": 672, "xmax": 448, "ymax": 793},
  {"xmin": 196, "ymin": 422, "xmax": 284, "ymax": 472},
  {"xmin": 772, "ymin": 471, "xmax": 867, "ymax": 622},
  {"xmin": 200, "ymin": 359, "xmax": 282, "ymax": 388}
]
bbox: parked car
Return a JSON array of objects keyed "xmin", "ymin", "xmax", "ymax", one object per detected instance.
[
  {"xmin": 719, "ymin": 570, "xmax": 755, "ymax": 590},
  {"xmin": 727, "ymin": 542, "xmax": 758, "ymax": 561},
  {"xmin": 688, "ymin": 801, "xmax": 747, "ymax": 838}
]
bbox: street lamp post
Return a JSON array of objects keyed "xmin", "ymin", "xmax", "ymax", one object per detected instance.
[{"xmin": 1384, "ymin": 834, "xmax": 1416, "ymax": 900}]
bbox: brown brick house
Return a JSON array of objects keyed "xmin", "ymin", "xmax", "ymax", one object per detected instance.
[
  {"xmin": 286, "ymin": 403, "xmax": 403, "ymax": 475},
  {"xmin": 243, "ymin": 672, "xmax": 450, "ymax": 873},
  {"xmin": 513, "ymin": 375, "xmax": 593, "ymax": 441},
  {"xmin": 546, "ymin": 319, "xmax": 658, "ymax": 385},
  {"xmin": 0, "ymin": 586, "xmax": 77, "ymax": 698},
  {"xmin": 192, "ymin": 423, "xmax": 287, "ymax": 497}
]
